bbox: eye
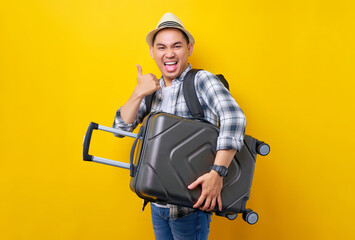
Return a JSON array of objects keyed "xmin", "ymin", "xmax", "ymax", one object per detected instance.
[{"xmin": 175, "ymin": 45, "xmax": 182, "ymax": 49}]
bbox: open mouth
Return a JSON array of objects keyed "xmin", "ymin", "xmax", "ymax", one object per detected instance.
[{"xmin": 164, "ymin": 61, "xmax": 178, "ymax": 72}]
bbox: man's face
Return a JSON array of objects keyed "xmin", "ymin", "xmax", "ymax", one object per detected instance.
[{"xmin": 150, "ymin": 28, "xmax": 193, "ymax": 83}]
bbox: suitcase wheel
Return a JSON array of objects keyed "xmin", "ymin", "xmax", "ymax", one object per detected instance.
[
  {"xmin": 242, "ymin": 209, "xmax": 258, "ymax": 225},
  {"xmin": 226, "ymin": 213, "xmax": 237, "ymax": 220},
  {"xmin": 256, "ymin": 142, "xmax": 270, "ymax": 156}
]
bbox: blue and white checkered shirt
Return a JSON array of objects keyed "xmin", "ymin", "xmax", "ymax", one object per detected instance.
[{"xmin": 114, "ymin": 64, "xmax": 246, "ymax": 151}]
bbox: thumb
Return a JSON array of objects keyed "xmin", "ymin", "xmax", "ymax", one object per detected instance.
[{"xmin": 136, "ymin": 64, "xmax": 142, "ymax": 77}]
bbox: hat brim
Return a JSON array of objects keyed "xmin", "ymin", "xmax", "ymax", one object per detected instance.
[{"xmin": 146, "ymin": 27, "xmax": 195, "ymax": 47}]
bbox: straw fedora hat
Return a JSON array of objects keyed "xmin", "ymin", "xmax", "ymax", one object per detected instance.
[{"xmin": 146, "ymin": 13, "xmax": 195, "ymax": 46}]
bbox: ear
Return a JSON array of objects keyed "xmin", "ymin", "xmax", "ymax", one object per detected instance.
[
  {"xmin": 188, "ymin": 43, "xmax": 194, "ymax": 57},
  {"xmin": 149, "ymin": 46, "xmax": 154, "ymax": 59}
]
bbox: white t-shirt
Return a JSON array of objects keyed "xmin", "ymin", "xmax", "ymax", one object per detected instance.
[{"xmin": 160, "ymin": 86, "xmax": 173, "ymax": 113}]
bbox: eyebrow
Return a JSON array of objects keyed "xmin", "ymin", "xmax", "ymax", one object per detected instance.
[{"xmin": 155, "ymin": 41, "xmax": 183, "ymax": 47}]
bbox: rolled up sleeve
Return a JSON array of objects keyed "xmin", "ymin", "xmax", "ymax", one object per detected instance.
[
  {"xmin": 217, "ymin": 112, "xmax": 246, "ymax": 151},
  {"xmin": 196, "ymin": 71, "xmax": 247, "ymax": 151},
  {"xmin": 112, "ymin": 99, "xmax": 147, "ymax": 137}
]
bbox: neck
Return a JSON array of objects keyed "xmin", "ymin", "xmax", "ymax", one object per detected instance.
[{"xmin": 163, "ymin": 77, "xmax": 173, "ymax": 87}]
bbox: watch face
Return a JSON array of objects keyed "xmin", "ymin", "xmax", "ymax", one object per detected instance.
[
  {"xmin": 213, "ymin": 165, "xmax": 228, "ymax": 177},
  {"xmin": 220, "ymin": 167, "xmax": 228, "ymax": 177}
]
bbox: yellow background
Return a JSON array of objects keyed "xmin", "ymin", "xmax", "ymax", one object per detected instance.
[{"xmin": 1, "ymin": 0, "xmax": 354, "ymax": 239}]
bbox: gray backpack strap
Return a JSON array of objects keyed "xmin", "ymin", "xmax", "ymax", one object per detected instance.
[
  {"xmin": 216, "ymin": 74, "xmax": 229, "ymax": 90},
  {"xmin": 183, "ymin": 69, "xmax": 229, "ymax": 119},
  {"xmin": 183, "ymin": 69, "xmax": 204, "ymax": 118},
  {"xmin": 144, "ymin": 91, "xmax": 156, "ymax": 118}
]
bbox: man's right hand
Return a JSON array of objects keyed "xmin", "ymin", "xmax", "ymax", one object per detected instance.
[
  {"xmin": 120, "ymin": 65, "xmax": 160, "ymax": 125},
  {"xmin": 134, "ymin": 64, "xmax": 161, "ymax": 98}
]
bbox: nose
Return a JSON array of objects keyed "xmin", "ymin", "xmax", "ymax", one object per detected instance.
[{"xmin": 165, "ymin": 48, "xmax": 175, "ymax": 58}]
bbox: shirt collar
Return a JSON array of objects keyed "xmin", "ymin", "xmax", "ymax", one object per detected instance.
[{"xmin": 159, "ymin": 64, "xmax": 192, "ymax": 87}]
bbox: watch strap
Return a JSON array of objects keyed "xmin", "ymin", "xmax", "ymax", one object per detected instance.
[{"xmin": 211, "ymin": 165, "xmax": 228, "ymax": 177}]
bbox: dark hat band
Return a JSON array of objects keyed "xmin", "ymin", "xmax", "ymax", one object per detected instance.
[{"xmin": 158, "ymin": 21, "xmax": 183, "ymax": 29}]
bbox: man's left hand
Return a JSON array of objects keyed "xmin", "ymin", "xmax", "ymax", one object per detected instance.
[{"xmin": 188, "ymin": 170, "xmax": 223, "ymax": 212}]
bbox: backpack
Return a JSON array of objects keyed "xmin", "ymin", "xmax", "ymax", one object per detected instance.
[{"xmin": 144, "ymin": 69, "xmax": 229, "ymax": 118}]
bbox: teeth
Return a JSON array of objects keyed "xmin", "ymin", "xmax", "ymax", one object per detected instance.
[{"xmin": 165, "ymin": 62, "xmax": 177, "ymax": 65}]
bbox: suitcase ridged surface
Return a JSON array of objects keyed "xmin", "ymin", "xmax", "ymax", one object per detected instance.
[{"xmin": 130, "ymin": 112, "xmax": 257, "ymax": 214}]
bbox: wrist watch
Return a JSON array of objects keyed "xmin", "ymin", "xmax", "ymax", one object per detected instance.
[{"xmin": 211, "ymin": 165, "xmax": 228, "ymax": 177}]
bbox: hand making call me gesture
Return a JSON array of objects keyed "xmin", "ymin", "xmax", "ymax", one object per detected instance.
[
  {"xmin": 120, "ymin": 65, "xmax": 160, "ymax": 124},
  {"xmin": 121, "ymin": 64, "xmax": 237, "ymax": 213}
]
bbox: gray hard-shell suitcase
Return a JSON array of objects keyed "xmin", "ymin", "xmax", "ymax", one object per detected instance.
[{"xmin": 83, "ymin": 112, "xmax": 270, "ymax": 224}]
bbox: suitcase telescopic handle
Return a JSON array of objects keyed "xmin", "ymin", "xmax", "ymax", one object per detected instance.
[
  {"xmin": 83, "ymin": 122, "xmax": 98, "ymax": 161},
  {"xmin": 83, "ymin": 122, "xmax": 138, "ymax": 169}
]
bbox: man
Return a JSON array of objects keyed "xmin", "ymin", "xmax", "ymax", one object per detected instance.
[{"xmin": 113, "ymin": 13, "xmax": 246, "ymax": 240}]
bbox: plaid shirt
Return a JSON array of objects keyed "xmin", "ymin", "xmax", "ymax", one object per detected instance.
[{"xmin": 113, "ymin": 64, "xmax": 246, "ymax": 219}]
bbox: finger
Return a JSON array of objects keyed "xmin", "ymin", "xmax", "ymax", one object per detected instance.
[
  {"xmin": 136, "ymin": 64, "xmax": 142, "ymax": 77},
  {"xmin": 217, "ymin": 195, "xmax": 223, "ymax": 211},
  {"xmin": 152, "ymin": 74, "xmax": 158, "ymax": 81},
  {"xmin": 207, "ymin": 198, "xmax": 216, "ymax": 212},
  {"xmin": 200, "ymin": 197, "xmax": 211, "ymax": 211},
  {"xmin": 188, "ymin": 178, "xmax": 202, "ymax": 190},
  {"xmin": 155, "ymin": 79, "xmax": 161, "ymax": 89},
  {"xmin": 193, "ymin": 194, "xmax": 206, "ymax": 209}
]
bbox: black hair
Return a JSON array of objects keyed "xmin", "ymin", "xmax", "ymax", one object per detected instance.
[{"xmin": 152, "ymin": 28, "xmax": 189, "ymax": 46}]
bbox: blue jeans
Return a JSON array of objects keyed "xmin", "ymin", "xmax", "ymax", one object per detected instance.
[{"xmin": 151, "ymin": 204, "xmax": 212, "ymax": 240}]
